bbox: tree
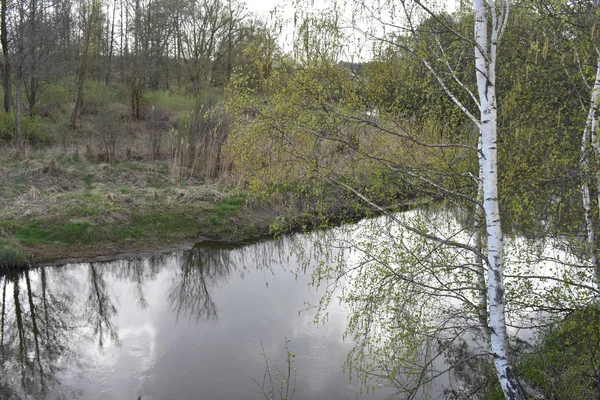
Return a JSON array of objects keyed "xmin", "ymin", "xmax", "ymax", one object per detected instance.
[
  {"xmin": 471, "ymin": 0, "xmax": 524, "ymax": 395},
  {"xmin": 562, "ymin": 0, "xmax": 600, "ymax": 288},
  {"xmin": 1, "ymin": 0, "xmax": 10, "ymax": 113},
  {"xmin": 178, "ymin": 0, "xmax": 229, "ymax": 95},
  {"xmin": 223, "ymin": 0, "xmax": 600, "ymax": 397},
  {"xmin": 71, "ymin": 0, "xmax": 102, "ymax": 126},
  {"xmin": 14, "ymin": 0, "xmax": 27, "ymax": 156}
]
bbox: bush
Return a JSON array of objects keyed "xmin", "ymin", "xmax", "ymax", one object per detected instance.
[
  {"xmin": 518, "ymin": 306, "xmax": 600, "ymax": 399},
  {"xmin": 0, "ymin": 112, "xmax": 53, "ymax": 147},
  {"xmin": 38, "ymin": 83, "xmax": 70, "ymax": 109},
  {"xmin": 145, "ymin": 90, "xmax": 195, "ymax": 115},
  {"xmin": 482, "ymin": 306, "xmax": 600, "ymax": 399},
  {"xmin": 146, "ymin": 105, "xmax": 171, "ymax": 160}
]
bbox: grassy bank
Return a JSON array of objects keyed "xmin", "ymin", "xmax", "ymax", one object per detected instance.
[
  {"xmin": 0, "ymin": 147, "xmax": 406, "ymax": 268},
  {"xmin": 0, "ymin": 83, "xmax": 421, "ymax": 269},
  {"xmin": 0, "ymin": 158, "xmax": 258, "ymax": 266},
  {"xmin": 0, "ymin": 87, "xmax": 272, "ymax": 267}
]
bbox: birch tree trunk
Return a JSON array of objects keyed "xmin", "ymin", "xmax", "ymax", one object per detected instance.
[
  {"xmin": 475, "ymin": 134, "xmax": 490, "ymax": 343},
  {"xmin": 580, "ymin": 99, "xmax": 599, "ymax": 289},
  {"xmin": 590, "ymin": 53, "xmax": 600, "ymax": 215},
  {"xmin": 474, "ymin": 0, "xmax": 524, "ymax": 398},
  {"xmin": 587, "ymin": 54, "xmax": 600, "ymax": 288}
]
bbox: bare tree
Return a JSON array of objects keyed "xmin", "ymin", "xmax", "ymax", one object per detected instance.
[
  {"xmin": 71, "ymin": 0, "xmax": 102, "ymax": 126},
  {"xmin": 0, "ymin": 0, "xmax": 11, "ymax": 112}
]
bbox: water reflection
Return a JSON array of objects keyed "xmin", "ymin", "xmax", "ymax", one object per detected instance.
[
  {"xmin": 0, "ymin": 235, "xmax": 389, "ymax": 400},
  {"xmin": 0, "ymin": 269, "xmax": 79, "ymax": 399},
  {"xmin": 86, "ymin": 263, "xmax": 120, "ymax": 348},
  {"xmin": 1, "ymin": 205, "xmax": 597, "ymax": 399},
  {"xmin": 288, "ymin": 206, "xmax": 599, "ymax": 398},
  {"xmin": 168, "ymin": 240, "xmax": 293, "ymax": 324},
  {"xmin": 169, "ymin": 244, "xmax": 230, "ymax": 322}
]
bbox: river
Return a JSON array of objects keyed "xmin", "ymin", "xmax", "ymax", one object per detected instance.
[
  {"xmin": 0, "ymin": 236, "xmax": 398, "ymax": 400},
  {"xmin": 1, "ymin": 208, "xmax": 595, "ymax": 400}
]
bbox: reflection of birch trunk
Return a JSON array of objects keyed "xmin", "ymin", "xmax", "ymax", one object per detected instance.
[
  {"xmin": 128, "ymin": 259, "xmax": 149, "ymax": 309},
  {"xmin": 41, "ymin": 268, "xmax": 50, "ymax": 340}
]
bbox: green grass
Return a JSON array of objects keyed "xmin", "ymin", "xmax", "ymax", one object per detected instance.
[
  {"xmin": 0, "ymin": 189, "xmax": 250, "ymax": 258},
  {"xmin": 63, "ymin": 204, "xmax": 102, "ymax": 218},
  {"xmin": 116, "ymin": 212, "xmax": 199, "ymax": 240},
  {"xmin": 204, "ymin": 194, "xmax": 245, "ymax": 229},
  {"xmin": 6, "ymin": 209, "xmax": 203, "ymax": 247},
  {"xmin": 145, "ymin": 90, "xmax": 196, "ymax": 114},
  {"xmin": 0, "ymin": 112, "xmax": 53, "ymax": 146},
  {"xmin": 16, "ymin": 220, "xmax": 103, "ymax": 245},
  {"xmin": 83, "ymin": 174, "xmax": 95, "ymax": 189},
  {"xmin": 0, "ymin": 239, "xmax": 29, "ymax": 268}
]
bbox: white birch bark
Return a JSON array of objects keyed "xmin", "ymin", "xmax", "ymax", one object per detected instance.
[
  {"xmin": 475, "ymin": 134, "xmax": 490, "ymax": 343},
  {"xmin": 587, "ymin": 54, "xmax": 600, "ymax": 287},
  {"xmin": 474, "ymin": 0, "xmax": 524, "ymax": 398},
  {"xmin": 580, "ymin": 104, "xmax": 598, "ymax": 287},
  {"xmin": 590, "ymin": 53, "xmax": 600, "ymax": 213}
]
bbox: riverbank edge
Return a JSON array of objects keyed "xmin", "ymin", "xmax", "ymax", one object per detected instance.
[{"xmin": 0, "ymin": 194, "xmax": 428, "ymax": 270}]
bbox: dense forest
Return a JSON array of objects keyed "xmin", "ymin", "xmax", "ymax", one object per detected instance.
[{"xmin": 1, "ymin": 0, "xmax": 600, "ymax": 398}]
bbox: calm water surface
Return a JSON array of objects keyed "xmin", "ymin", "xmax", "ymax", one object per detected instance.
[{"xmin": 0, "ymin": 237, "xmax": 397, "ymax": 400}]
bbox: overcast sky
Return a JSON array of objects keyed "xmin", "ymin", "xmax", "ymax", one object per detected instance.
[
  {"xmin": 245, "ymin": 0, "xmax": 283, "ymax": 16},
  {"xmin": 241, "ymin": 0, "xmax": 457, "ymax": 61}
]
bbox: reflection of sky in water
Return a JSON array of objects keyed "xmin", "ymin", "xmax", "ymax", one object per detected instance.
[
  {"xmin": 2, "ymin": 209, "xmax": 595, "ymax": 400},
  {"xmin": 7, "ymin": 241, "xmax": 395, "ymax": 400}
]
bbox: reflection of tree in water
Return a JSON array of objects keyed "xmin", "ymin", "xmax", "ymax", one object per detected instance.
[
  {"xmin": 85, "ymin": 263, "xmax": 120, "ymax": 348},
  {"xmin": 169, "ymin": 240, "xmax": 291, "ymax": 323},
  {"xmin": 169, "ymin": 244, "xmax": 233, "ymax": 322},
  {"xmin": 110, "ymin": 255, "xmax": 164, "ymax": 310},
  {"xmin": 0, "ymin": 270, "xmax": 78, "ymax": 399},
  {"xmin": 0, "ymin": 240, "xmax": 295, "ymax": 397}
]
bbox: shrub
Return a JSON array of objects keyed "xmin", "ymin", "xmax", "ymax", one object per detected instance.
[
  {"xmin": 0, "ymin": 112, "xmax": 53, "ymax": 147},
  {"xmin": 482, "ymin": 305, "xmax": 600, "ymax": 399},
  {"xmin": 146, "ymin": 105, "xmax": 171, "ymax": 160},
  {"xmin": 94, "ymin": 106, "xmax": 121, "ymax": 161},
  {"xmin": 518, "ymin": 306, "xmax": 600, "ymax": 399},
  {"xmin": 145, "ymin": 90, "xmax": 195, "ymax": 115}
]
